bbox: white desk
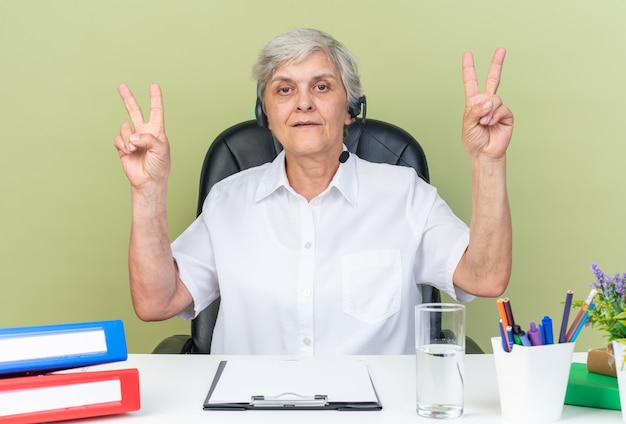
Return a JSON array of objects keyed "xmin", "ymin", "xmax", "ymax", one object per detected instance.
[{"xmin": 81, "ymin": 353, "xmax": 621, "ymax": 423}]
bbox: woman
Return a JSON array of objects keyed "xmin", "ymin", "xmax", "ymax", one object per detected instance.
[{"xmin": 114, "ymin": 28, "xmax": 513, "ymax": 354}]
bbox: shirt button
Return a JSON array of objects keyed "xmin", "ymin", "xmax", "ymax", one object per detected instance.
[
  {"xmin": 303, "ymin": 337, "xmax": 312, "ymax": 346},
  {"xmin": 303, "ymin": 289, "xmax": 311, "ymax": 297},
  {"xmin": 304, "ymin": 241, "xmax": 312, "ymax": 249}
]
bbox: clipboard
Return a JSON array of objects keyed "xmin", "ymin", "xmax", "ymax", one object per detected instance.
[{"xmin": 203, "ymin": 359, "xmax": 382, "ymax": 411}]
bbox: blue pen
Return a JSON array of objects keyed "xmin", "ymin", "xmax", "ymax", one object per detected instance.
[
  {"xmin": 542, "ymin": 316, "xmax": 554, "ymax": 344},
  {"xmin": 538, "ymin": 323, "xmax": 545, "ymax": 344},
  {"xmin": 499, "ymin": 320, "xmax": 509, "ymax": 352}
]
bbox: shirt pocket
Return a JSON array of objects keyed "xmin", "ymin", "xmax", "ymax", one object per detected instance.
[{"xmin": 341, "ymin": 250, "xmax": 402, "ymax": 324}]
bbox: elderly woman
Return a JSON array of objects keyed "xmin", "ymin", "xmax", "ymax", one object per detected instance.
[{"xmin": 114, "ymin": 28, "xmax": 513, "ymax": 355}]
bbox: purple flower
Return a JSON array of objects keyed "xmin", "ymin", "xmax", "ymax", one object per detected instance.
[
  {"xmin": 589, "ymin": 263, "xmax": 608, "ymax": 293},
  {"xmin": 617, "ymin": 273, "xmax": 626, "ymax": 296},
  {"xmin": 587, "ymin": 263, "xmax": 626, "ymax": 341},
  {"xmin": 589, "ymin": 263, "xmax": 626, "ymax": 298},
  {"xmin": 591, "ymin": 263, "xmax": 604, "ymax": 280}
]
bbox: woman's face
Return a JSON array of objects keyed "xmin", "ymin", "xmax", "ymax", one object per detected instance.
[{"xmin": 263, "ymin": 51, "xmax": 352, "ymax": 161}]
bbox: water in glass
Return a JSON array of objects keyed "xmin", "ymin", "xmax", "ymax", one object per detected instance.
[{"xmin": 416, "ymin": 343, "xmax": 464, "ymax": 419}]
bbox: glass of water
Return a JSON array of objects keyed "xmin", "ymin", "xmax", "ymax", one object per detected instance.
[{"xmin": 415, "ymin": 303, "xmax": 465, "ymax": 419}]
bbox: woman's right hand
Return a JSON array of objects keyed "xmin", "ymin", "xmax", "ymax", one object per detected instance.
[{"xmin": 114, "ymin": 83, "xmax": 171, "ymax": 191}]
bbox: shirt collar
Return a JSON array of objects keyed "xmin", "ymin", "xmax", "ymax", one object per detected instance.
[{"xmin": 255, "ymin": 146, "xmax": 358, "ymax": 207}]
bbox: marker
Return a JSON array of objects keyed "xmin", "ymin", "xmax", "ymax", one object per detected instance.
[
  {"xmin": 519, "ymin": 332, "xmax": 531, "ymax": 346},
  {"xmin": 542, "ymin": 316, "xmax": 554, "ymax": 344},
  {"xmin": 513, "ymin": 325, "xmax": 531, "ymax": 346},
  {"xmin": 513, "ymin": 325, "xmax": 523, "ymax": 345},
  {"xmin": 528, "ymin": 322, "xmax": 542, "ymax": 346},
  {"xmin": 558, "ymin": 290, "xmax": 574, "ymax": 343}
]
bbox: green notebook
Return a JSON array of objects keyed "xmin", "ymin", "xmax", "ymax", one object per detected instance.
[{"xmin": 564, "ymin": 362, "xmax": 621, "ymax": 410}]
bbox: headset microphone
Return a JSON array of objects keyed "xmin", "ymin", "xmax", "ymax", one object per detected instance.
[{"xmin": 338, "ymin": 150, "xmax": 350, "ymax": 163}]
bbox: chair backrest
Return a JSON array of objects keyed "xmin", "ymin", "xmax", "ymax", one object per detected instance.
[{"xmin": 190, "ymin": 118, "xmax": 441, "ymax": 353}]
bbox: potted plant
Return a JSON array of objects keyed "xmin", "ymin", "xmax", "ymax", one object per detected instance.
[
  {"xmin": 580, "ymin": 263, "xmax": 626, "ymax": 344},
  {"xmin": 577, "ymin": 263, "xmax": 626, "ymax": 421}
]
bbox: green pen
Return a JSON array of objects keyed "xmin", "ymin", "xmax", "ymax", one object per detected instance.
[{"xmin": 513, "ymin": 325, "xmax": 523, "ymax": 345}]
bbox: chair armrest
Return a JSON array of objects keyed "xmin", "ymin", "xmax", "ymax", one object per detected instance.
[
  {"xmin": 466, "ymin": 336, "xmax": 484, "ymax": 354},
  {"xmin": 151, "ymin": 334, "xmax": 483, "ymax": 354},
  {"xmin": 151, "ymin": 334, "xmax": 194, "ymax": 354}
]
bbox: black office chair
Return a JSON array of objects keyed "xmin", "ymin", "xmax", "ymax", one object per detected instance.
[{"xmin": 152, "ymin": 118, "xmax": 483, "ymax": 354}]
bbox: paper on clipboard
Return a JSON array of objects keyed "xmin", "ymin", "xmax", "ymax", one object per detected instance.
[{"xmin": 204, "ymin": 358, "xmax": 381, "ymax": 410}]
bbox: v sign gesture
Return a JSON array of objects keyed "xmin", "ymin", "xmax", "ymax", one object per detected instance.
[
  {"xmin": 452, "ymin": 48, "xmax": 513, "ymax": 298},
  {"xmin": 114, "ymin": 83, "xmax": 171, "ymax": 191},
  {"xmin": 461, "ymin": 48, "xmax": 513, "ymax": 162},
  {"xmin": 113, "ymin": 83, "xmax": 192, "ymax": 322}
]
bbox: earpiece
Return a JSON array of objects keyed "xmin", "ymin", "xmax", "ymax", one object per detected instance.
[
  {"xmin": 254, "ymin": 95, "xmax": 367, "ymax": 128},
  {"xmin": 255, "ymin": 96, "xmax": 268, "ymax": 128},
  {"xmin": 348, "ymin": 96, "xmax": 365, "ymax": 121}
]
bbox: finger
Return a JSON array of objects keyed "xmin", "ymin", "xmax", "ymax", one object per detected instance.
[
  {"xmin": 117, "ymin": 83, "xmax": 145, "ymax": 127},
  {"xmin": 478, "ymin": 96, "xmax": 502, "ymax": 125},
  {"xmin": 462, "ymin": 52, "xmax": 480, "ymax": 104},
  {"xmin": 484, "ymin": 48, "xmax": 506, "ymax": 95},
  {"xmin": 114, "ymin": 134, "xmax": 135, "ymax": 156},
  {"xmin": 148, "ymin": 83, "xmax": 165, "ymax": 129},
  {"xmin": 486, "ymin": 102, "xmax": 513, "ymax": 127},
  {"xmin": 120, "ymin": 121, "xmax": 135, "ymax": 139},
  {"xmin": 124, "ymin": 133, "xmax": 153, "ymax": 151},
  {"xmin": 116, "ymin": 123, "xmax": 138, "ymax": 154}
]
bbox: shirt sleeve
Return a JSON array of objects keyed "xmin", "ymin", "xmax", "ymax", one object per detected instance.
[
  {"xmin": 410, "ymin": 179, "xmax": 474, "ymax": 303},
  {"xmin": 171, "ymin": 212, "xmax": 220, "ymax": 320}
]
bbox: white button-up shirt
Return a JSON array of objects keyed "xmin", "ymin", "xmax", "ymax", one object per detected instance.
[{"xmin": 172, "ymin": 150, "xmax": 471, "ymax": 355}]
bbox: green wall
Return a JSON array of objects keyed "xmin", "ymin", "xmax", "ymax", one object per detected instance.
[{"xmin": 1, "ymin": 0, "xmax": 624, "ymax": 353}]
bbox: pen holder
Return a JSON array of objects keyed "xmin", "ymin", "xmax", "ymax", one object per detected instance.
[{"xmin": 491, "ymin": 337, "xmax": 575, "ymax": 424}]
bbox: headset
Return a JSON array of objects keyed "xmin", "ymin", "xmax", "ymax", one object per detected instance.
[{"xmin": 254, "ymin": 94, "xmax": 367, "ymax": 128}]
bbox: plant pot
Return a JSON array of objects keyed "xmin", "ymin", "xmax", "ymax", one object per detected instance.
[{"xmin": 611, "ymin": 340, "xmax": 626, "ymax": 422}]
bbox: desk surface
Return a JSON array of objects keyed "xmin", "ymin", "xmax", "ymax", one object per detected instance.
[{"xmin": 82, "ymin": 353, "xmax": 621, "ymax": 423}]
